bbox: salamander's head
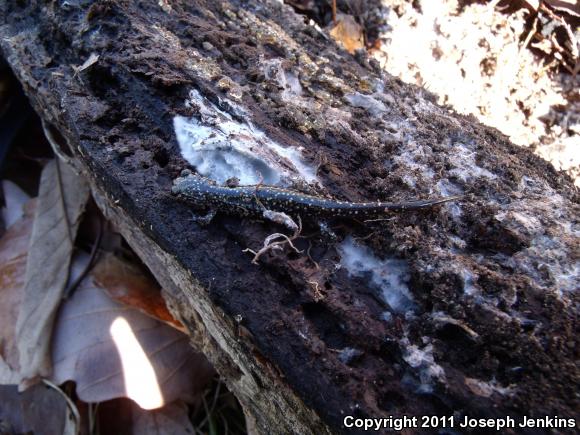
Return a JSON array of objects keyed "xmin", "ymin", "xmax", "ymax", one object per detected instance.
[{"xmin": 171, "ymin": 169, "xmax": 210, "ymax": 202}]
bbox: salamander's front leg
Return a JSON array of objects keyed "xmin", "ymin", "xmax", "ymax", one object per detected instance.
[{"xmin": 189, "ymin": 209, "xmax": 217, "ymax": 226}]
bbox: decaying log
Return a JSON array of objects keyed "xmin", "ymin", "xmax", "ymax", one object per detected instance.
[{"xmin": 1, "ymin": 1, "xmax": 578, "ymax": 433}]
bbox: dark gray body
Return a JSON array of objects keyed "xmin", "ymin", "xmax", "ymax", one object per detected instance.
[{"xmin": 171, "ymin": 172, "xmax": 461, "ymax": 219}]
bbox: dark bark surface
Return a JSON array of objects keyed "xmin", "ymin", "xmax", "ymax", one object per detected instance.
[{"xmin": 1, "ymin": 1, "xmax": 578, "ymax": 433}]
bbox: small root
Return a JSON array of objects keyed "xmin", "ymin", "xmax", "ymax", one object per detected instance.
[
  {"xmin": 306, "ymin": 240, "xmax": 320, "ymax": 270},
  {"xmin": 308, "ymin": 280, "xmax": 325, "ymax": 301},
  {"xmin": 243, "ymin": 217, "xmax": 303, "ymax": 264}
]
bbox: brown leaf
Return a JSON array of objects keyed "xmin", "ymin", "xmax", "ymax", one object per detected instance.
[
  {"xmin": 0, "ymin": 383, "xmax": 75, "ymax": 434},
  {"xmin": 329, "ymin": 14, "xmax": 365, "ymax": 54},
  {"xmin": 131, "ymin": 400, "xmax": 195, "ymax": 434},
  {"xmin": 15, "ymin": 159, "xmax": 90, "ymax": 386},
  {"xmin": 50, "ymin": 272, "xmax": 214, "ymax": 409},
  {"xmin": 545, "ymin": 0, "xmax": 580, "ymax": 17},
  {"xmin": 1, "ymin": 180, "xmax": 31, "ymax": 229},
  {"xmin": 0, "ymin": 199, "xmax": 36, "ymax": 383},
  {"xmin": 92, "ymin": 253, "xmax": 184, "ymax": 330}
]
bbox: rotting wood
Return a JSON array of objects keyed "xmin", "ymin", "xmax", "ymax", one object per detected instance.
[
  {"xmin": 89, "ymin": 185, "xmax": 329, "ymax": 434},
  {"xmin": 1, "ymin": 1, "xmax": 578, "ymax": 433}
]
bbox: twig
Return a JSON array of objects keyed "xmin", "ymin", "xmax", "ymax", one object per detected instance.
[
  {"xmin": 519, "ymin": 12, "xmax": 538, "ymax": 57},
  {"xmin": 354, "ymin": 231, "xmax": 376, "ymax": 241},
  {"xmin": 252, "ymin": 170, "xmax": 266, "ymax": 210},
  {"xmin": 197, "ymin": 380, "xmax": 222, "ymax": 432},
  {"xmin": 363, "ymin": 216, "xmax": 396, "ymax": 223},
  {"xmin": 89, "ymin": 403, "xmax": 99, "ymax": 435},
  {"xmin": 41, "ymin": 119, "xmax": 77, "ymax": 171},
  {"xmin": 308, "ymin": 280, "xmax": 324, "ymax": 301},
  {"xmin": 306, "ymin": 240, "xmax": 319, "ymax": 269},
  {"xmin": 64, "ymin": 217, "xmax": 103, "ymax": 299},
  {"xmin": 42, "ymin": 379, "xmax": 81, "ymax": 435}
]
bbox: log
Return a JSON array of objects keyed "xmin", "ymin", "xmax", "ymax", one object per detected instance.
[{"xmin": 1, "ymin": 1, "xmax": 578, "ymax": 433}]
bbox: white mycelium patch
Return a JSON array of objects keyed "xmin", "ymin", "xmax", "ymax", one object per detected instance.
[
  {"xmin": 437, "ymin": 179, "xmax": 464, "ymax": 220},
  {"xmin": 462, "ymin": 270, "xmax": 479, "ymax": 296},
  {"xmin": 344, "ymin": 92, "xmax": 387, "ymax": 117},
  {"xmin": 261, "ymin": 58, "xmax": 303, "ymax": 102},
  {"xmin": 338, "ymin": 237, "xmax": 415, "ymax": 313},
  {"xmin": 400, "ymin": 336, "xmax": 445, "ymax": 393},
  {"xmin": 447, "ymin": 142, "xmax": 496, "ymax": 182},
  {"xmin": 497, "ymin": 177, "xmax": 579, "ymax": 296},
  {"xmin": 389, "ymin": 141, "xmax": 436, "ymax": 189},
  {"xmin": 173, "ymin": 89, "xmax": 318, "ymax": 185}
]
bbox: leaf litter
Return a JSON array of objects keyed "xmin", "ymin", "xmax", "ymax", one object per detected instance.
[
  {"xmin": 0, "ymin": 157, "xmax": 218, "ymax": 431},
  {"xmin": 15, "ymin": 159, "xmax": 90, "ymax": 386},
  {"xmin": 371, "ymin": 0, "xmax": 579, "ymax": 184},
  {"xmin": 50, "ymin": 252, "xmax": 214, "ymax": 409}
]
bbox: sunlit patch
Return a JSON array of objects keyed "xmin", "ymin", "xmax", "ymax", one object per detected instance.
[{"xmin": 110, "ymin": 317, "xmax": 164, "ymax": 409}]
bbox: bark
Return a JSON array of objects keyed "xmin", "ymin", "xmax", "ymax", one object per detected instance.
[{"xmin": 1, "ymin": 1, "xmax": 578, "ymax": 433}]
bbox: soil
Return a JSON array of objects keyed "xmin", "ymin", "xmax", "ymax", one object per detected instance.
[{"xmin": 1, "ymin": 0, "xmax": 578, "ymax": 433}]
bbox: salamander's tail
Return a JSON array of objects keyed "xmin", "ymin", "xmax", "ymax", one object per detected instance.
[{"xmin": 383, "ymin": 195, "xmax": 463, "ymax": 211}]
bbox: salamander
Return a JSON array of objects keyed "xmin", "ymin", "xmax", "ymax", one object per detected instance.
[{"xmin": 171, "ymin": 170, "xmax": 462, "ymax": 219}]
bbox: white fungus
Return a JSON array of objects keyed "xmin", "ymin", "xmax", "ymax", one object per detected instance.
[
  {"xmin": 447, "ymin": 142, "xmax": 496, "ymax": 182},
  {"xmin": 400, "ymin": 336, "xmax": 445, "ymax": 393},
  {"xmin": 344, "ymin": 92, "xmax": 387, "ymax": 117},
  {"xmin": 338, "ymin": 237, "xmax": 415, "ymax": 313},
  {"xmin": 174, "ymin": 89, "xmax": 318, "ymax": 186}
]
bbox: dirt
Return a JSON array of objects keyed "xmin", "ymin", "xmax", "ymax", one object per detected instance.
[{"xmin": 1, "ymin": 0, "xmax": 578, "ymax": 433}]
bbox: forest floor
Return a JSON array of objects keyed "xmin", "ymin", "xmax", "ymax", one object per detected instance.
[{"xmin": 370, "ymin": 0, "xmax": 578, "ymax": 184}]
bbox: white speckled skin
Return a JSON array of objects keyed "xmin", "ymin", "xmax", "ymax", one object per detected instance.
[{"xmin": 171, "ymin": 171, "xmax": 462, "ymax": 218}]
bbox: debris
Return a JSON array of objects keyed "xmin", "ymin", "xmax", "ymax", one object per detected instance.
[
  {"xmin": 72, "ymin": 53, "xmax": 99, "ymax": 76},
  {"xmin": 15, "ymin": 160, "xmax": 89, "ymax": 387},
  {"xmin": 329, "ymin": 14, "xmax": 365, "ymax": 54}
]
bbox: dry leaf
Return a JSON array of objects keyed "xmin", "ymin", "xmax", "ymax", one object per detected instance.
[
  {"xmin": 0, "ymin": 383, "xmax": 75, "ymax": 434},
  {"xmin": 131, "ymin": 400, "xmax": 195, "ymax": 434},
  {"xmin": 329, "ymin": 14, "xmax": 365, "ymax": 54},
  {"xmin": 522, "ymin": 0, "xmax": 540, "ymax": 10},
  {"xmin": 1, "ymin": 180, "xmax": 31, "ymax": 229},
  {"xmin": 15, "ymin": 159, "xmax": 90, "ymax": 387},
  {"xmin": 0, "ymin": 199, "xmax": 36, "ymax": 384},
  {"xmin": 92, "ymin": 253, "xmax": 184, "ymax": 330},
  {"xmin": 51, "ymin": 273, "xmax": 213, "ymax": 409},
  {"xmin": 545, "ymin": 0, "xmax": 580, "ymax": 17}
]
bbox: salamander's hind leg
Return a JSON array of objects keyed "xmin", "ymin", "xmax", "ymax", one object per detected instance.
[
  {"xmin": 262, "ymin": 210, "xmax": 299, "ymax": 232},
  {"xmin": 189, "ymin": 209, "xmax": 217, "ymax": 226}
]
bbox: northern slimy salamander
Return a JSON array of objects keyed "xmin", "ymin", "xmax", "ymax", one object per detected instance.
[{"xmin": 171, "ymin": 170, "xmax": 462, "ymax": 219}]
